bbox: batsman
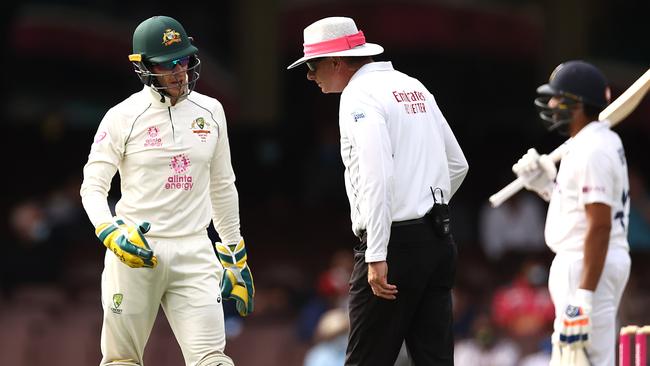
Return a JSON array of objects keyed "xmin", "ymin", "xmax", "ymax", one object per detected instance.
[
  {"xmin": 80, "ymin": 16, "xmax": 254, "ymax": 366},
  {"xmin": 512, "ymin": 60, "xmax": 631, "ymax": 366}
]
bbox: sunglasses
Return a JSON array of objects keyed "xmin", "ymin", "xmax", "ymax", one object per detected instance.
[
  {"xmin": 154, "ymin": 56, "xmax": 191, "ymax": 70},
  {"xmin": 306, "ymin": 58, "xmax": 325, "ymax": 72}
]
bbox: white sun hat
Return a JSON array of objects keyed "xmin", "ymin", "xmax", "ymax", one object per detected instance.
[{"xmin": 287, "ymin": 16, "xmax": 384, "ymax": 70}]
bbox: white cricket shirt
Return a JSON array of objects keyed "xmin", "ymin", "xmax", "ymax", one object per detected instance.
[
  {"xmin": 80, "ymin": 86, "xmax": 241, "ymax": 245},
  {"xmin": 339, "ymin": 62, "xmax": 468, "ymax": 262},
  {"xmin": 545, "ymin": 121, "xmax": 630, "ymax": 254}
]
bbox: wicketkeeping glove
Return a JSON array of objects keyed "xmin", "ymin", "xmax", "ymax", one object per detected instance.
[
  {"xmin": 96, "ymin": 219, "xmax": 158, "ymax": 268},
  {"xmin": 559, "ymin": 289, "xmax": 593, "ymax": 350},
  {"xmin": 512, "ymin": 148, "xmax": 557, "ymax": 201},
  {"xmin": 216, "ymin": 239, "xmax": 255, "ymax": 317}
]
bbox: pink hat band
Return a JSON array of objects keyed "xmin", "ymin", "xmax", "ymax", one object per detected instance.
[{"xmin": 303, "ymin": 31, "xmax": 366, "ymax": 57}]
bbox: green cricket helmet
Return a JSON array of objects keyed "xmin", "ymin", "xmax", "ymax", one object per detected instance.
[{"xmin": 128, "ymin": 16, "xmax": 201, "ymax": 100}]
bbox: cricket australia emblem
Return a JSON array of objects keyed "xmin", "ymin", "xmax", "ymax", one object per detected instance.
[
  {"xmin": 190, "ymin": 117, "xmax": 211, "ymax": 142},
  {"xmin": 162, "ymin": 29, "xmax": 181, "ymax": 46},
  {"xmin": 111, "ymin": 293, "xmax": 123, "ymax": 314}
]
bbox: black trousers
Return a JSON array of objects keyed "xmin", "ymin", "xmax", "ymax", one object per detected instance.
[{"xmin": 345, "ymin": 219, "xmax": 457, "ymax": 366}]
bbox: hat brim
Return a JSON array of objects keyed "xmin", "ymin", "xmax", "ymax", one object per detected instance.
[{"xmin": 286, "ymin": 43, "xmax": 384, "ymax": 70}]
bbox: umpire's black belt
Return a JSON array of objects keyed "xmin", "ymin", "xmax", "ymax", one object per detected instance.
[
  {"xmin": 358, "ymin": 216, "xmax": 427, "ymax": 243},
  {"xmin": 391, "ymin": 216, "xmax": 427, "ymax": 227}
]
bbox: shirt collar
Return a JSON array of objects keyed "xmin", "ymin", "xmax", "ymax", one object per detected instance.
[
  {"xmin": 144, "ymin": 85, "xmax": 175, "ymax": 108},
  {"xmin": 573, "ymin": 120, "xmax": 607, "ymax": 142},
  {"xmin": 349, "ymin": 61, "xmax": 394, "ymax": 83}
]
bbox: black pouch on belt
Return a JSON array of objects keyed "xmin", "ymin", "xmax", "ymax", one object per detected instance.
[{"xmin": 427, "ymin": 187, "xmax": 451, "ymax": 238}]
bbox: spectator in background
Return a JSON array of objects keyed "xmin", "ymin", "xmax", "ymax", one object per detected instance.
[
  {"xmin": 7, "ymin": 200, "xmax": 58, "ymax": 287},
  {"xmin": 491, "ymin": 258, "xmax": 554, "ymax": 357},
  {"xmin": 478, "ymin": 191, "xmax": 546, "ymax": 262},
  {"xmin": 298, "ymin": 249, "xmax": 352, "ymax": 341},
  {"xmin": 304, "ymin": 308, "xmax": 349, "ymax": 366},
  {"xmin": 454, "ymin": 311, "xmax": 520, "ymax": 366},
  {"xmin": 518, "ymin": 338, "xmax": 553, "ymax": 366}
]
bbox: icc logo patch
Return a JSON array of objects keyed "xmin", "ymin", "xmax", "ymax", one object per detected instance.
[{"xmin": 111, "ymin": 293, "xmax": 123, "ymax": 314}]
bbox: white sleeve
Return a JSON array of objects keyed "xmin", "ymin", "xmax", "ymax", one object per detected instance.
[
  {"xmin": 431, "ymin": 95, "xmax": 468, "ymax": 198},
  {"xmin": 80, "ymin": 109, "xmax": 124, "ymax": 228},
  {"xmin": 578, "ymin": 147, "xmax": 615, "ymax": 207},
  {"xmin": 342, "ymin": 91, "xmax": 393, "ymax": 263},
  {"xmin": 209, "ymin": 104, "xmax": 241, "ymax": 246}
]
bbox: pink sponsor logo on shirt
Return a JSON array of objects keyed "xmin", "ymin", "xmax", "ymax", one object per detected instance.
[
  {"xmin": 166, "ymin": 154, "xmax": 193, "ymax": 191},
  {"xmin": 169, "ymin": 154, "xmax": 191, "ymax": 174},
  {"xmin": 582, "ymin": 186, "xmax": 606, "ymax": 193},
  {"xmin": 94, "ymin": 131, "xmax": 107, "ymax": 143},
  {"xmin": 145, "ymin": 126, "xmax": 162, "ymax": 147}
]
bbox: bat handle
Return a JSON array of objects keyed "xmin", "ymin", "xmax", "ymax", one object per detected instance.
[
  {"xmin": 489, "ymin": 142, "xmax": 571, "ymax": 208},
  {"xmin": 489, "ymin": 178, "xmax": 525, "ymax": 207}
]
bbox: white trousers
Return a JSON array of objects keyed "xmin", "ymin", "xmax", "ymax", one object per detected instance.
[
  {"xmin": 99, "ymin": 234, "xmax": 226, "ymax": 366},
  {"xmin": 548, "ymin": 248, "xmax": 631, "ymax": 366}
]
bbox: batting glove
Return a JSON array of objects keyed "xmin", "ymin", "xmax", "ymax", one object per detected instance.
[
  {"xmin": 96, "ymin": 218, "xmax": 158, "ymax": 268},
  {"xmin": 216, "ymin": 238, "xmax": 255, "ymax": 317},
  {"xmin": 512, "ymin": 148, "xmax": 556, "ymax": 201},
  {"xmin": 559, "ymin": 289, "xmax": 593, "ymax": 349},
  {"xmin": 551, "ymin": 341, "xmax": 592, "ymax": 366}
]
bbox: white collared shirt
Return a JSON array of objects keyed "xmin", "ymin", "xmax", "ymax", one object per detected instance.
[
  {"xmin": 545, "ymin": 121, "xmax": 630, "ymax": 254},
  {"xmin": 80, "ymin": 86, "xmax": 241, "ymax": 245},
  {"xmin": 339, "ymin": 62, "xmax": 468, "ymax": 262}
]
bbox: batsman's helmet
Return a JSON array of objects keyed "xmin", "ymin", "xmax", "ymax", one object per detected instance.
[
  {"xmin": 534, "ymin": 60, "xmax": 609, "ymax": 133},
  {"xmin": 128, "ymin": 16, "xmax": 201, "ymax": 100}
]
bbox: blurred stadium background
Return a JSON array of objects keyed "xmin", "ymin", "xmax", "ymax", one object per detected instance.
[{"xmin": 1, "ymin": 0, "xmax": 649, "ymax": 365}]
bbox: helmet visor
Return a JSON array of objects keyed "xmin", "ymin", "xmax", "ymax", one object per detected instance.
[
  {"xmin": 134, "ymin": 56, "xmax": 201, "ymax": 100},
  {"xmin": 152, "ymin": 56, "xmax": 191, "ymax": 70}
]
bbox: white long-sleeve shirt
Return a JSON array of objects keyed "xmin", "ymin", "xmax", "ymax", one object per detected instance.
[
  {"xmin": 80, "ymin": 86, "xmax": 241, "ymax": 245},
  {"xmin": 339, "ymin": 62, "xmax": 468, "ymax": 262}
]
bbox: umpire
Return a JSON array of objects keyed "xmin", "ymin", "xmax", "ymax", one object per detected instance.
[{"xmin": 288, "ymin": 17, "xmax": 469, "ymax": 365}]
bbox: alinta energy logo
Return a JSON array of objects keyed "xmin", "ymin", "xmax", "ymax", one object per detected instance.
[
  {"xmin": 145, "ymin": 126, "xmax": 163, "ymax": 147},
  {"xmin": 166, "ymin": 153, "xmax": 193, "ymax": 191},
  {"xmin": 191, "ymin": 117, "xmax": 211, "ymax": 142},
  {"xmin": 162, "ymin": 29, "xmax": 181, "ymax": 46}
]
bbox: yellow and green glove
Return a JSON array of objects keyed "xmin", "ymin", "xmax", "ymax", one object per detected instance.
[
  {"xmin": 96, "ymin": 219, "xmax": 158, "ymax": 268},
  {"xmin": 216, "ymin": 239, "xmax": 255, "ymax": 316}
]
